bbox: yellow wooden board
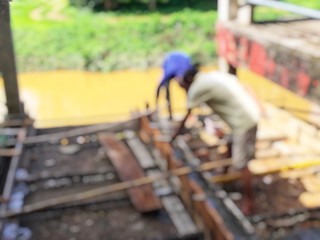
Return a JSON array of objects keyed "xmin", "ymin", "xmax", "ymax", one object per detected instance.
[
  {"xmin": 255, "ymin": 148, "xmax": 279, "ymax": 159},
  {"xmin": 279, "ymin": 167, "xmax": 320, "ymax": 179},
  {"xmin": 199, "ymin": 130, "xmax": 219, "ymax": 147},
  {"xmin": 300, "ymin": 175, "xmax": 320, "ymax": 193},
  {"xmin": 248, "ymin": 158, "xmax": 286, "ymax": 175},
  {"xmin": 299, "ymin": 192, "xmax": 320, "ymax": 208},
  {"xmin": 248, "ymin": 158, "xmax": 320, "ymax": 175}
]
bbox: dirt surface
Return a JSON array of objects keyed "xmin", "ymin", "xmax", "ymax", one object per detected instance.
[
  {"xmin": 27, "ymin": 141, "xmax": 108, "ymax": 177},
  {"xmin": 222, "ymin": 170, "xmax": 320, "ymax": 240},
  {"xmin": 20, "ymin": 206, "xmax": 178, "ymax": 240},
  {"xmin": 251, "ymin": 175, "xmax": 304, "ymax": 214}
]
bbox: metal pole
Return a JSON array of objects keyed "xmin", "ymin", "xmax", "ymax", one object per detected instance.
[
  {"xmin": 247, "ymin": 0, "xmax": 320, "ymax": 19},
  {"xmin": 0, "ymin": 0, "xmax": 24, "ymax": 117}
]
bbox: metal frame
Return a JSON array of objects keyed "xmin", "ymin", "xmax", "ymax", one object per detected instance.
[{"xmin": 247, "ymin": 0, "xmax": 320, "ymax": 20}]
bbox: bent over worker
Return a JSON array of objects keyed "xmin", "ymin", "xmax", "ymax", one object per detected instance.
[
  {"xmin": 156, "ymin": 51, "xmax": 193, "ymax": 120},
  {"xmin": 172, "ymin": 67, "xmax": 261, "ymax": 215}
]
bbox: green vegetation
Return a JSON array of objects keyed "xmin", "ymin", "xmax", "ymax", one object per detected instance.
[
  {"xmin": 284, "ymin": 0, "xmax": 320, "ymax": 9},
  {"xmin": 70, "ymin": 0, "xmax": 216, "ymax": 11},
  {"xmin": 11, "ymin": 0, "xmax": 217, "ymax": 72},
  {"xmin": 9, "ymin": 0, "xmax": 320, "ymax": 72}
]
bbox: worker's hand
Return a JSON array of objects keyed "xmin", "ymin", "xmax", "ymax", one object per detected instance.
[
  {"xmin": 170, "ymin": 133, "xmax": 178, "ymax": 144},
  {"xmin": 215, "ymin": 127, "xmax": 225, "ymax": 139},
  {"xmin": 204, "ymin": 117, "xmax": 225, "ymax": 139}
]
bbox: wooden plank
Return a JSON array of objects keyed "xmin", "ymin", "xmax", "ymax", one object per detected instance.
[
  {"xmin": 146, "ymin": 168, "xmax": 198, "ymax": 236},
  {"xmin": 23, "ymin": 111, "xmax": 152, "ymax": 145},
  {"xmin": 222, "ymin": 194, "xmax": 255, "ymax": 234},
  {"xmin": 98, "ymin": 133, "xmax": 162, "ymax": 213},
  {"xmin": 26, "ymin": 167, "xmax": 115, "ymax": 183},
  {"xmin": 26, "ymin": 122, "xmax": 133, "ymax": 145},
  {"xmin": 299, "ymin": 192, "xmax": 320, "ymax": 208},
  {"xmin": 151, "ymin": 149, "xmax": 167, "ymax": 171},
  {"xmin": 211, "ymin": 172, "xmax": 242, "ymax": 184},
  {"xmin": 190, "ymin": 180, "xmax": 234, "ymax": 240},
  {"xmin": 1, "ymin": 158, "xmax": 235, "ymax": 219},
  {"xmin": 0, "ymin": 129, "xmax": 26, "ymax": 219},
  {"xmin": 139, "ymin": 116, "xmax": 235, "ymax": 240},
  {"xmin": 209, "ymin": 158, "xmax": 320, "ymax": 184},
  {"xmin": 0, "ymin": 148, "xmax": 21, "ymax": 157},
  {"xmin": 146, "ymin": 169, "xmax": 172, "ymax": 196},
  {"xmin": 176, "ymin": 138, "xmax": 201, "ymax": 166},
  {"xmin": 162, "ymin": 195, "xmax": 198, "ymax": 236},
  {"xmin": 0, "ymin": 128, "xmax": 23, "ymax": 136},
  {"xmin": 0, "ymin": 118, "xmax": 34, "ymax": 128},
  {"xmin": 140, "ymin": 116, "xmax": 240, "ymax": 239},
  {"xmin": 124, "ymin": 130, "xmax": 156, "ymax": 169}
]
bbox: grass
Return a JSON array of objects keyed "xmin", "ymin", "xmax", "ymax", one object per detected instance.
[
  {"xmin": 10, "ymin": 0, "xmax": 217, "ymax": 72},
  {"xmin": 9, "ymin": 0, "xmax": 320, "ymax": 72}
]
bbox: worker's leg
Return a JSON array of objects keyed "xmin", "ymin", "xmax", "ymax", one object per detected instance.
[
  {"xmin": 241, "ymin": 166, "xmax": 254, "ymax": 215},
  {"xmin": 223, "ymin": 137, "xmax": 232, "ymax": 174},
  {"xmin": 232, "ymin": 125, "xmax": 257, "ymax": 215},
  {"xmin": 165, "ymin": 84, "xmax": 173, "ymax": 120}
]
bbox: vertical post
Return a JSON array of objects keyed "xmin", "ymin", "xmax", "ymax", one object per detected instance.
[
  {"xmin": 218, "ymin": 0, "xmax": 238, "ymax": 21},
  {"xmin": 237, "ymin": 0, "xmax": 253, "ymax": 25},
  {"xmin": 217, "ymin": 0, "xmax": 239, "ymax": 75},
  {"xmin": 148, "ymin": 0, "xmax": 157, "ymax": 10},
  {"xmin": 0, "ymin": 0, "xmax": 24, "ymax": 117}
]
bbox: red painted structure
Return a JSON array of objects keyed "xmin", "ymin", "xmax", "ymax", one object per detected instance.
[{"xmin": 216, "ymin": 22, "xmax": 319, "ymax": 100}]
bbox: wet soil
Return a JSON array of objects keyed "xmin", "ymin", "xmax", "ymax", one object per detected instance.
[
  {"xmin": 20, "ymin": 206, "xmax": 177, "ymax": 240},
  {"xmin": 222, "ymin": 171, "xmax": 320, "ymax": 240}
]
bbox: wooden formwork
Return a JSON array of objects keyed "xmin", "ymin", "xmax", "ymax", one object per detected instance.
[
  {"xmin": 0, "ymin": 126, "xmax": 28, "ymax": 232},
  {"xmin": 139, "ymin": 116, "xmax": 234, "ymax": 240}
]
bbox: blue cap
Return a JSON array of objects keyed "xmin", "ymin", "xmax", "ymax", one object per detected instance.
[{"xmin": 159, "ymin": 51, "xmax": 192, "ymax": 86}]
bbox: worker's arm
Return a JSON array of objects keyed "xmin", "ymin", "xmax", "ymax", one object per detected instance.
[
  {"xmin": 156, "ymin": 73, "xmax": 171, "ymax": 116},
  {"xmin": 171, "ymin": 108, "xmax": 192, "ymax": 142},
  {"xmin": 166, "ymin": 84, "xmax": 173, "ymax": 120},
  {"xmin": 155, "ymin": 83, "xmax": 162, "ymax": 108}
]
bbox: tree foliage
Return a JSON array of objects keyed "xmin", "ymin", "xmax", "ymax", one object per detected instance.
[
  {"xmin": 12, "ymin": 2, "xmax": 217, "ymax": 72},
  {"xmin": 70, "ymin": 0, "xmax": 215, "ymax": 11}
]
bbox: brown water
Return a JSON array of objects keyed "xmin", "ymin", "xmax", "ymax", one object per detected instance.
[
  {"xmin": 1, "ymin": 69, "xmax": 188, "ymax": 128},
  {"xmin": 0, "ymin": 67, "xmax": 318, "ymax": 128}
]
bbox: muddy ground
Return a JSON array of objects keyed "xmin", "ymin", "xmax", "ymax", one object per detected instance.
[{"xmin": 20, "ymin": 206, "xmax": 178, "ymax": 240}]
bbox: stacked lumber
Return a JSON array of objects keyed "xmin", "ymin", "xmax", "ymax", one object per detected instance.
[{"xmin": 250, "ymin": 103, "xmax": 320, "ymax": 208}]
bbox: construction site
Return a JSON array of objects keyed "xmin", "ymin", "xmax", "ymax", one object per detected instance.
[{"xmin": 1, "ymin": 0, "xmax": 320, "ymax": 240}]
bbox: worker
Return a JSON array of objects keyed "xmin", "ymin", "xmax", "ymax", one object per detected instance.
[
  {"xmin": 171, "ymin": 66, "xmax": 261, "ymax": 215},
  {"xmin": 155, "ymin": 51, "xmax": 193, "ymax": 120}
]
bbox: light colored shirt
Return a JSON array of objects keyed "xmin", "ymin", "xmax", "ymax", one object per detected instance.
[{"xmin": 187, "ymin": 71, "xmax": 260, "ymax": 134}]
